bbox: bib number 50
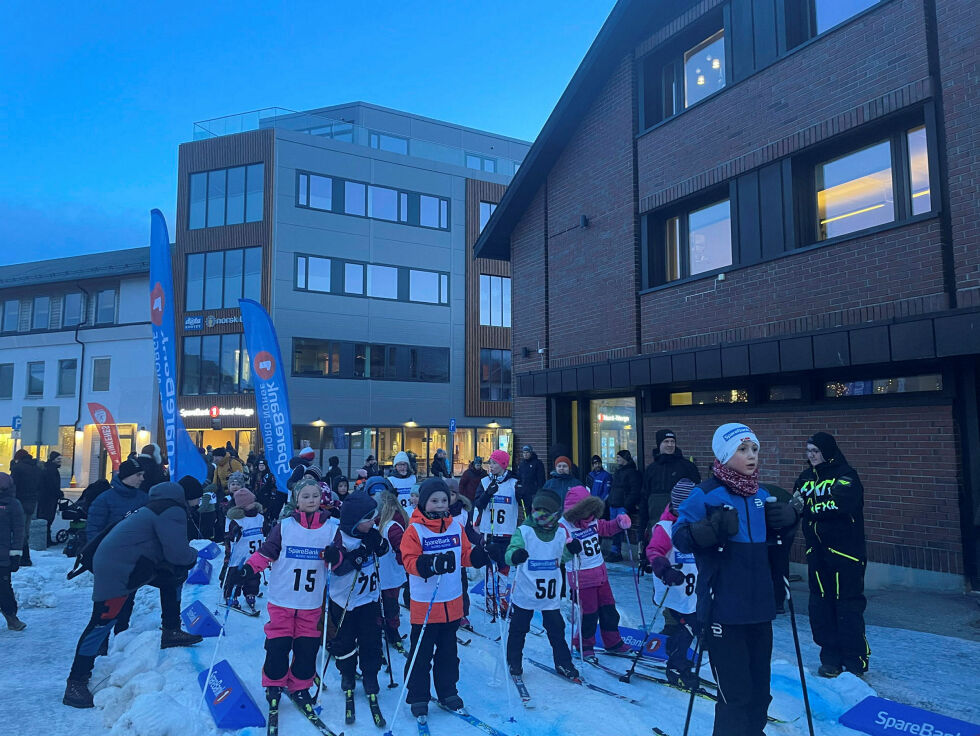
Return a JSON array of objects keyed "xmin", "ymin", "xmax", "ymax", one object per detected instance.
[{"xmin": 535, "ymin": 578, "xmax": 558, "ymax": 599}]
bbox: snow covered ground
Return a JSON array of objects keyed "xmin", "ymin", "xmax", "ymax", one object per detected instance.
[{"xmin": 2, "ymin": 547, "xmax": 977, "ymax": 736}]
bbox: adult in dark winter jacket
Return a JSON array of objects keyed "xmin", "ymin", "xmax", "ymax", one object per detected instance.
[
  {"xmin": 325, "ymin": 455, "xmax": 344, "ymax": 490},
  {"xmin": 673, "ymin": 423, "xmax": 798, "ymax": 736},
  {"xmin": 0, "ymin": 472, "xmax": 26, "ymax": 631},
  {"xmin": 641, "ymin": 429, "xmax": 700, "ymax": 537},
  {"xmin": 85, "ymin": 458, "xmax": 148, "ymax": 540},
  {"xmin": 137, "ymin": 443, "xmax": 167, "ymax": 492},
  {"xmin": 430, "ymin": 448, "xmax": 451, "ymax": 479},
  {"xmin": 516, "ymin": 446, "xmax": 546, "ymax": 509},
  {"xmin": 362, "ymin": 455, "xmax": 382, "ymax": 478},
  {"xmin": 542, "ymin": 456, "xmax": 578, "ymax": 504},
  {"xmin": 10, "ymin": 449, "xmax": 43, "ymax": 564},
  {"xmin": 794, "ymin": 431, "xmax": 869, "ymax": 678},
  {"xmin": 39, "ymin": 451, "xmax": 66, "ymax": 546},
  {"xmin": 458, "ymin": 457, "xmax": 487, "ymax": 502},
  {"xmin": 606, "ymin": 450, "xmax": 642, "ymax": 561},
  {"xmin": 251, "ymin": 458, "xmax": 281, "ymax": 522},
  {"xmin": 63, "ymin": 481, "xmax": 202, "ymax": 709},
  {"xmin": 586, "ymin": 455, "xmax": 612, "ymax": 502}
]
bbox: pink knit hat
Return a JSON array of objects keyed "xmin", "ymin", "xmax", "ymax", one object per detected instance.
[
  {"xmin": 489, "ymin": 449, "xmax": 510, "ymax": 469},
  {"xmin": 233, "ymin": 488, "xmax": 256, "ymax": 508}
]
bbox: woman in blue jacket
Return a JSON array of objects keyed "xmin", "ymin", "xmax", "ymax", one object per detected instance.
[{"xmin": 673, "ymin": 423, "xmax": 798, "ymax": 736}]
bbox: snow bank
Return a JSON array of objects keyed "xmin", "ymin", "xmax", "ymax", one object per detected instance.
[{"xmin": 14, "ymin": 566, "xmax": 57, "ymax": 608}]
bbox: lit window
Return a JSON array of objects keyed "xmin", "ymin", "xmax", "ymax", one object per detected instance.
[
  {"xmin": 684, "ymin": 31, "xmax": 726, "ymax": 107},
  {"xmin": 688, "ymin": 200, "xmax": 732, "ymax": 276},
  {"xmin": 670, "ymin": 389, "xmax": 748, "ymax": 406},
  {"xmin": 907, "ymin": 126, "xmax": 931, "ymax": 215},
  {"xmin": 825, "ymin": 374, "xmax": 942, "ymax": 398},
  {"xmin": 816, "ymin": 141, "xmax": 894, "ymax": 240}
]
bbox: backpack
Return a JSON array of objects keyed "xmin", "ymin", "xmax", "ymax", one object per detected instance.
[{"xmin": 66, "ymin": 498, "xmax": 180, "ymax": 580}]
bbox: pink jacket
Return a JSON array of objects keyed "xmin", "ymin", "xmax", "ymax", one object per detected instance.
[
  {"xmin": 246, "ymin": 509, "xmax": 338, "ymax": 573},
  {"xmin": 563, "ymin": 485, "xmax": 620, "ymax": 590},
  {"xmin": 645, "ymin": 504, "xmax": 676, "ymax": 564}
]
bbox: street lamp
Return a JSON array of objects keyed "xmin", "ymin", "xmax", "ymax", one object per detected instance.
[
  {"xmin": 405, "ymin": 418, "xmax": 418, "ymax": 428},
  {"xmin": 487, "ymin": 419, "xmax": 500, "ymax": 428},
  {"xmin": 312, "ymin": 418, "xmax": 326, "ymax": 467}
]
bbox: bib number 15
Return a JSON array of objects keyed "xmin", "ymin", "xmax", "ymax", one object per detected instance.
[{"xmin": 292, "ymin": 568, "xmax": 317, "ymax": 592}]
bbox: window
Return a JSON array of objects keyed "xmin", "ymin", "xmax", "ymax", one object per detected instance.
[
  {"xmin": 308, "ymin": 122, "xmax": 354, "ymax": 142},
  {"xmin": 27, "ymin": 362, "xmax": 44, "ymax": 397},
  {"xmin": 95, "ymin": 290, "xmax": 116, "ymax": 325},
  {"xmin": 479, "ymin": 201, "xmax": 497, "ymax": 232},
  {"xmin": 419, "ymin": 195, "xmax": 441, "ymax": 229},
  {"xmin": 649, "ymin": 198, "xmax": 732, "ymax": 286},
  {"xmin": 466, "ymin": 153, "xmax": 496, "ymax": 173},
  {"xmin": 670, "ymin": 388, "xmax": 748, "ymax": 406},
  {"xmin": 825, "ymin": 374, "xmax": 942, "ymax": 398},
  {"xmin": 92, "ymin": 358, "xmax": 110, "ymax": 392},
  {"xmin": 368, "ymin": 185, "xmax": 398, "ymax": 221},
  {"xmin": 0, "ymin": 364, "xmax": 12, "ymax": 399},
  {"xmin": 293, "ymin": 338, "xmax": 449, "ymax": 382},
  {"xmin": 344, "ymin": 181, "xmax": 366, "ymax": 216},
  {"xmin": 369, "ymin": 131, "xmax": 409, "ymax": 155},
  {"xmin": 296, "ymin": 257, "xmax": 307, "ymax": 289},
  {"xmin": 816, "ymin": 140, "xmax": 894, "ymax": 240},
  {"xmin": 641, "ymin": 21, "xmax": 727, "ymax": 128},
  {"xmin": 200, "ymin": 335, "xmax": 221, "ymax": 394},
  {"xmin": 367, "ymin": 265, "xmax": 398, "ymax": 299},
  {"xmin": 785, "ymin": 0, "xmax": 882, "ymax": 48},
  {"xmin": 2, "ymin": 300, "xmax": 19, "ymax": 332},
  {"xmin": 186, "ymin": 247, "xmax": 261, "ymax": 310},
  {"xmin": 440, "ymin": 274, "xmax": 449, "ymax": 304},
  {"xmin": 907, "ymin": 126, "xmax": 931, "ymax": 216},
  {"xmin": 182, "ymin": 335, "xmax": 251, "ymax": 395},
  {"xmin": 409, "ymin": 270, "xmax": 440, "ymax": 304},
  {"xmin": 345, "ymin": 263, "xmax": 364, "ymax": 294},
  {"xmin": 32, "ymin": 296, "xmax": 50, "ymax": 330},
  {"xmin": 298, "ymin": 173, "xmax": 333, "ymax": 211},
  {"xmin": 58, "ymin": 359, "xmax": 77, "ymax": 396},
  {"xmin": 768, "ymin": 384, "xmax": 803, "ymax": 401},
  {"xmin": 188, "ymin": 163, "xmax": 264, "ymax": 229},
  {"xmin": 479, "ymin": 349, "xmax": 512, "ymax": 401},
  {"xmin": 479, "ymin": 275, "xmax": 512, "ymax": 327},
  {"xmin": 63, "ymin": 293, "xmax": 83, "ymax": 327},
  {"xmin": 181, "ymin": 337, "xmax": 200, "ymax": 395},
  {"xmin": 308, "ymin": 256, "xmax": 331, "ymax": 293}
]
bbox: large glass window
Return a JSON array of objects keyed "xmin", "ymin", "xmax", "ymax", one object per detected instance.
[
  {"xmin": 409, "ymin": 270, "xmax": 440, "ymax": 304},
  {"xmin": 670, "ymin": 388, "xmax": 748, "ymax": 406},
  {"xmin": 95, "ymin": 290, "xmax": 115, "ymax": 324},
  {"xmin": 479, "ymin": 201, "xmax": 497, "ymax": 232},
  {"xmin": 189, "ymin": 172, "xmax": 207, "ymax": 229},
  {"xmin": 293, "ymin": 338, "xmax": 449, "ymax": 383},
  {"xmin": 0, "ymin": 364, "xmax": 12, "ymax": 400},
  {"xmin": 814, "ymin": 0, "xmax": 879, "ymax": 34},
  {"xmin": 225, "ymin": 166, "xmax": 246, "ymax": 225},
  {"xmin": 243, "ymin": 246, "xmax": 262, "ymax": 302},
  {"xmin": 186, "ymin": 253, "xmax": 205, "ymax": 311},
  {"xmin": 187, "ymin": 247, "xmax": 260, "ymax": 310},
  {"xmin": 369, "ymin": 132, "xmax": 409, "ymax": 155},
  {"xmin": 419, "ymin": 195, "xmax": 442, "ymax": 229},
  {"xmin": 183, "ymin": 334, "xmax": 250, "ymax": 395},
  {"xmin": 479, "ymin": 275, "xmax": 511, "ymax": 327},
  {"xmin": 204, "ymin": 252, "xmax": 224, "ymax": 310},
  {"xmin": 92, "ymin": 358, "xmax": 110, "ymax": 391},
  {"xmin": 32, "ymin": 296, "xmax": 50, "ymax": 330},
  {"xmin": 466, "ymin": 153, "xmax": 496, "ymax": 173},
  {"xmin": 200, "ymin": 335, "xmax": 221, "ymax": 394},
  {"xmin": 63, "ymin": 293, "xmax": 83, "ymax": 327},
  {"xmin": 479, "ymin": 349, "xmax": 512, "ymax": 401},
  {"xmin": 344, "ymin": 181, "xmax": 366, "ymax": 216},
  {"xmin": 684, "ymin": 31, "xmax": 726, "ymax": 107},
  {"xmin": 219, "ymin": 334, "xmax": 240, "ymax": 394},
  {"xmin": 825, "ymin": 374, "xmax": 942, "ymax": 398},
  {"xmin": 57, "ymin": 359, "xmax": 77, "ymax": 396},
  {"xmin": 308, "ymin": 257, "xmax": 331, "ymax": 293},
  {"xmin": 245, "ymin": 164, "xmax": 264, "ymax": 222},
  {"xmin": 2, "ymin": 300, "xmax": 19, "ymax": 333},
  {"xmin": 27, "ymin": 361, "xmax": 44, "ymax": 397},
  {"xmin": 223, "ymin": 249, "xmax": 243, "ymax": 310},
  {"xmin": 688, "ymin": 199, "xmax": 733, "ymax": 275},
  {"xmin": 188, "ymin": 164, "xmax": 264, "ymax": 229},
  {"xmin": 907, "ymin": 126, "xmax": 931, "ymax": 216},
  {"xmin": 368, "ymin": 185, "xmax": 399, "ymax": 221},
  {"xmin": 817, "ymin": 141, "xmax": 894, "ymax": 240},
  {"xmin": 207, "ymin": 168, "xmax": 226, "ymax": 227},
  {"xmin": 181, "ymin": 337, "xmax": 201, "ymax": 395},
  {"xmin": 345, "ymin": 263, "xmax": 364, "ymax": 294},
  {"xmin": 590, "ymin": 398, "xmax": 637, "ymax": 472},
  {"xmin": 367, "ymin": 265, "xmax": 398, "ymax": 299}
]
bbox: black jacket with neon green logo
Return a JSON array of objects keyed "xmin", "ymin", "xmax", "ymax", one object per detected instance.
[{"xmin": 793, "ymin": 455, "xmax": 865, "ymax": 562}]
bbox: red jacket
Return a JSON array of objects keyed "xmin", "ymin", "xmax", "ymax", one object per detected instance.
[{"xmin": 400, "ymin": 508, "xmax": 474, "ymax": 624}]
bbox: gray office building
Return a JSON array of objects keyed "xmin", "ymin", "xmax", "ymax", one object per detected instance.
[{"xmin": 174, "ymin": 102, "xmax": 528, "ymax": 476}]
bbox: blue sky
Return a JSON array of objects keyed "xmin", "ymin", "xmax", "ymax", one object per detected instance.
[{"xmin": 0, "ymin": 1, "xmax": 612, "ymax": 265}]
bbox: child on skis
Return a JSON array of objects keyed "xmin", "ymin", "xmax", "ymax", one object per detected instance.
[
  {"xmin": 326, "ymin": 488, "xmax": 390, "ymax": 727},
  {"xmin": 388, "ymin": 451, "xmax": 417, "ymax": 516},
  {"xmin": 474, "ymin": 449, "xmax": 520, "ymax": 616},
  {"xmin": 241, "ymin": 479, "xmax": 339, "ymax": 717},
  {"xmin": 400, "ymin": 478, "xmax": 489, "ymax": 718},
  {"xmin": 644, "ymin": 478, "xmax": 698, "ymax": 687},
  {"xmin": 673, "ymin": 423, "xmax": 799, "ymax": 736},
  {"xmin": 504, "ymin": 489, "xmax": 578, "ymax": 679},
  {"xmin": 448, "ymin": 480, "xmax": 478, "ymax": 629},
  {"xmin": 365, "ymin": 476, "xmax": 410, "ymax": 654},
  {"xmin": 560, "ymin": 485, "xmax": 632, "ymax": 659},
  {"xmin": 223, "ymin": 488, "xmax": 265, "ymax": 615}
]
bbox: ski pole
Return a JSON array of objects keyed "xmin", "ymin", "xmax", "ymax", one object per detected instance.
[
  {"xmin": 374, "ymin": 554, "xmax": 399, "ymax": 690},
  {"xmin": 624, "ymin": 532, "xmax": 647, "ymax": 634},
  {"xmin": 315, "ymin": 561, "xmax": 360, "ymax": 704},
  {"xmin": 621, "ymin": 587, "xmax": 669, "ymax": 683},
  {"xmin": 384, "ymin": 574, "xmax": 443, "ymax": 736},
  {"xmin": 313, "ymin": 568, "xmax": 332, "ymax": 702},
  {"xmin": 681, "ymin": 591, "xmax": 711, "ymax": 736},
  {"xmin": 495, "ymin": 563, "xmax": 517, "ymax": 714},
  {"xmin": 197, "ymin": 604, "xmax": 232, "ymax": 714},
  {"xmin": 570, "ymin": 556, "xmax": 587, "ymax": 678}
]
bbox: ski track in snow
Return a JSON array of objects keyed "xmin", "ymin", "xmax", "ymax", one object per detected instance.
[{"xmin": 1, "ymin": 548, "xmax": 976, "ymax": 735}]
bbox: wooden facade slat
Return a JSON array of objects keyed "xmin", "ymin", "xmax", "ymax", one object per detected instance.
[{"xmin": 465, "ymin": 179, "xmax": 512, "ymax": 418}]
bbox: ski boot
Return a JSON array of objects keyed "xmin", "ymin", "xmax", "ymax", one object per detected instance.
[
  {"xmin": 367, "ymin": 693, "xmax": 386, "ymax": 727},
  {"xmin": 161, "ymin": 628, "xmax": 203, "ymax": 649},
  {"xmin": 244, "ymin": 595, "xmax": 259, "ymax": 615},
  {"xmin": 342, "ymin": 675, "xmax": 356, "ymax": 724},
  {"xmin": 604, "ymin": 640, "xmax": 631, "ymax": 655},
  {"xmin": 666, "ymin": 666, "xmax": 699, "ymax": 690},
  {"xmin": 391, "ymin": 638, "xmax": 407, "ymax": 656},
  {"xmin": 438, "ymin": 694, "xmax": 465, "ymax": 713},
  {"xmin": 509, "ymin": 662, "xmax": 523, "ymax": 676},
  {"xmin": 411, "ymin": 701, "xmax": 429, "ymax": 718},
  {"xmin": 818, "ymin": 663, "xmax": 842, "ymax": 678},
  {"xmin": 556, "ymin": 664, "xmax": 580, "ymax": 680},
  {"xmin": 3, "ymin": 613, "xmax": 26, "ymax": 631},
  {"xmin": 225, "ymin": 596, "xmax": 242, "ymax": 610},
  {"xmin": 63, "ymin": 679, "xmax": 94, "ymax": 709}
]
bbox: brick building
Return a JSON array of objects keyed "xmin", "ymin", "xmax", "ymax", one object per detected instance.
[{"xmin": 476, "ymin": 0, "xmax": 979, "ymax": 590}]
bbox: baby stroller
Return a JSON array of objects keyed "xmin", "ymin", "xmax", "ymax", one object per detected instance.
[{"xmin": 57, "ymin": 497, "xmax": 88, "ymax": 557}]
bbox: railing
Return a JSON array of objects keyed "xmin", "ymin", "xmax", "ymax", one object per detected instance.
[{"xmin": 193, "ymin": 107, "xmax": 523, "ymax": 176}]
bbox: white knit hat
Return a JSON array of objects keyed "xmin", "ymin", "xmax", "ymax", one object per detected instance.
[{"xmin": 712, "ymin": 423, "xmax": 760, "ymax": 465}]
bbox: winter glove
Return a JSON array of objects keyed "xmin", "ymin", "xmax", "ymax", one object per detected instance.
[
  {"xmin": 764, "ymin": 500, "xmax": 798, "ymax": 531},
  {"xmin": 8, "ymin": 552, "xmax": 20, "ymax": 573},
  {"xmin": 651, "ymin": 557, "xmax": 686, "ymax": 586},
  {"xmin": 638, "ymin": 557, "xmax": 653, "ymax": 575},
  {"xmin": 689, "ymin": 505, "xmax": 738, "ymax": 549},
  {"xmin": 415, "ymin": 553, "xmax": 437, "ymax": 579},
  {"xmin": 566, "ymin": 538, "xmax": 583, "ymax": 555},
  {"xmin": 510, "ymin": 548, "xmax": 530, "ymax": 565},
  {"xmin": 486, "ymin": 539, "xmax": 508, "ymax": 567},
  {"xmin": 361, "ymin": 527, "xmax": 384, "ymax": 555},
  {"xmin": 464, "ymin": 524, "xmax": 482, "ymax": 546},
  {"xmin": 615, "ymin": 514, "xmax": 632, "ymax": 530},
  {"xmin": 475, "ymin": 479, "xmax": 499, "ymax": 511},
  {"xmin": 468, "ymin": 544, "xmax": 489, "ymax": 570},
  {"xmin": 348, "ymin": 546, "xmax": 371, "ymax": 570},
  {"xmin": 434, "ymin": 551, "xmax": 456, "ymax": 575},
  {"xmin": 322, "ymin": 546, "xmax": 341, "ymax": 566}
]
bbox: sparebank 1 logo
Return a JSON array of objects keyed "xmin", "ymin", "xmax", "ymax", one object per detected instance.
[
  {"xmin": 254, "ymin": 351, "xmax": 276, "ymax": 381},
  {"xmin": 150, "ymin": 283, "xmax": 165, "ymax": 326},
  {"xmin": 94, "ymin": 409, "xmax": 107, "ymax": 424}
]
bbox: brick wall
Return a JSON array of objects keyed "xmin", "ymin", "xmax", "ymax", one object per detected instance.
[
  {"xmin": 640, "ymin": 219, "xmax": 948, "ymax": 351},
  {"xmin": 643, "ymin": 404, "xmax": 963, "ymax": 574},
  {"xmin": 936, "ymin": 0, "xmax": 980, "ymax": 304}
]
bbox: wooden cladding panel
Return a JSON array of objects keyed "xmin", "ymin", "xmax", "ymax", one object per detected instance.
[{"xmin": 465, "ymin": 178, "xmax": 512, "ymax": 418}]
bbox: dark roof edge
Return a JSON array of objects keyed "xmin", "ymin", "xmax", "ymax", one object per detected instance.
[
  {"xmin": 0, "ymin": 246, "xmax": 152, "ymax": 289},
  {"xmin": 474, "ymin": 0, "xmax": 646, "ymax": 260}
]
